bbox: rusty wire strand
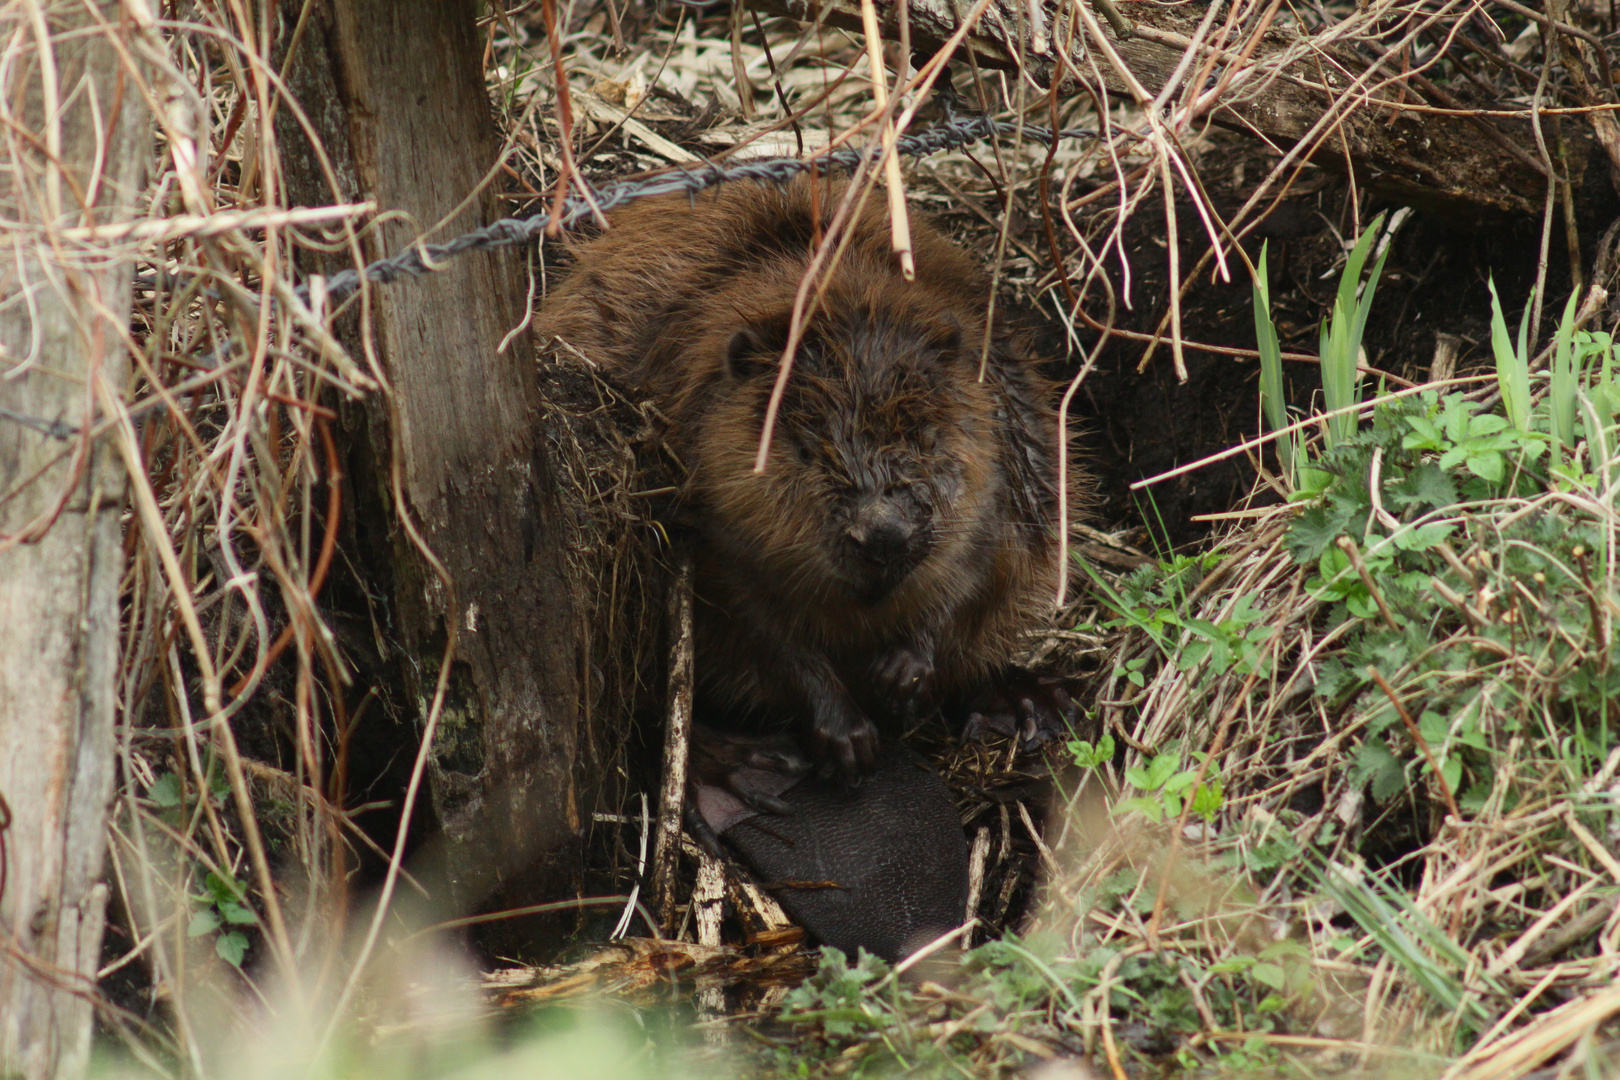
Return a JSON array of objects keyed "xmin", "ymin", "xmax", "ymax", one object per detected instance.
[{"xmin": 3, "ymin": 112, "xmax": 1094, "ymax": 443}]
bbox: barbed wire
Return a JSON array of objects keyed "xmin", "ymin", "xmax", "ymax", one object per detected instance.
[
  {"xmin": 311, "ymin": 114, "xmax": 1094, "ymax": 305},
  {"xmin": 5, "ymin": 114, "xmax": 1095, "ymax": 441},
  {"xmin": 0, "ymin": 406, "xmax": 77, "ymax": 440}
]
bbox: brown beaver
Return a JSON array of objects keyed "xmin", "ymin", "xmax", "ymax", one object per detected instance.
[{"xmin": 534, "ymin": 175, "xmax": 1080, "ymax": 780}]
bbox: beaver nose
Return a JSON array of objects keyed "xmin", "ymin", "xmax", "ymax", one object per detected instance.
[{"xmin": 845, "ymin": 519, "xmax": 915, "ymax": 568}]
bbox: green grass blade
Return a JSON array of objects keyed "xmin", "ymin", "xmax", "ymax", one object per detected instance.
[
  {"xmin": 1318, "ymin": 215, "xmax": 1388, "ymax": 449},
  {"xmin": 1308, "ymin": 856, "xmax": 1496, "ymax": 1028},
  {"xmin": 1322, "ymin": 303, "xmax": 1355, "ymax": 449},
  {"xmin": 1253, "ymin": 243, "xmax": 1292, "ymax": 476},
  {"xmin": 1347, "ymin": 220, "xmax": 1390, "ymax": 355},
  {"xmin": 1336, "ymin": 212, "xmax": 1386, "ymax": 322},
  {"xmin": 1516, "ymin": 285, "xmax": 1533, "ymax": 365},
  {"xmin": 1603, "ymin": 331, "xmax": 1616, "ymax": 392},
  {"xmin": 1488, "ymin": 276, "xmax": 1532, "ymax": 431},
  {"xmin": 1551, "ymin": 292, "xmax": 1579, "ymax": 452},
  {"xmin": 1580, "ymin": 392, "xmax": 1617, "ymax": 495}
]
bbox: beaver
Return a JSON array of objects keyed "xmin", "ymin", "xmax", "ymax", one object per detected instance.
[{"xmin": 534, "ymin": 175, "xmax": 1080, "ymax": 781}]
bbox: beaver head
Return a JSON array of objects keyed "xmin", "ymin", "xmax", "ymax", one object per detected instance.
[{"xmin": 688, "ymin": 270, "xmax": 1001, "ymax": 618}]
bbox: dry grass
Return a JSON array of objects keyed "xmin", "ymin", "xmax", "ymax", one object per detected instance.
[{"xmin": 0, "ymin": 0, "xmax": 1616, "ymax": 1076}]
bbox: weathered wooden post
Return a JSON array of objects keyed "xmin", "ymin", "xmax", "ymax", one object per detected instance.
[{"xmin": 0, "ymin": 4, "xmax": 145, "ymax": 1077}]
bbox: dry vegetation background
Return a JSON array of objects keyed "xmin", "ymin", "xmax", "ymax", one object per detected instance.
[{"xmin": 3, "ymin": 0, "xmax": 1620, "ymax": 1077}]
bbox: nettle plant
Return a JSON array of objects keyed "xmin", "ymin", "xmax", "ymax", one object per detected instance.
[
  {"xmin": 1254, "ymin": 248, "xmax": 1620, "ymax": 810},
  {"xmin": 145, "ymin": 766, "xmax": 260, "ymax": 967}
]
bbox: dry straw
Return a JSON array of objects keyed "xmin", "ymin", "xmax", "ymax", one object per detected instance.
[{"xmin": 2, "ymin": 0, "xmax": 1618, "ymax": 1075}]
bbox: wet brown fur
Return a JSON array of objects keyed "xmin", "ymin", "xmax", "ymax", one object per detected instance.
[{"xmin": 534, "ymin": 176, "xmax": 1081, "ymax": 775}]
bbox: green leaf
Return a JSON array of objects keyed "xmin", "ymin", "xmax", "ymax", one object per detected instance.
[
  {"xmin": 1161, "ymin": 770, "xmax": 1198, "ymax": 795},
  {"xmin": 1145, "ymin": 753, "xmax": 1181, "ymax": 791},
  {"xmin": 1345, "ymin": 214, "xmax": 1390, "ymax": 349},
  {"xmin": 1392, "ymin": 522, "xmax": 1455, "ymax": 551},
  {"xmin": 1180, "ymin": 640, "xmax": 1212, "ymax": 671},
  {"xmin": 1401, "ymin": 414, "xmax": 1446, "ymax": 451},
  {"xmin": 1356, "ymin": 738, "xmax": 1407, "ymax": 802},
  {"xmin": 1466, "ymin": 452, "xmax": 1504, "ymax": 483},
  {"xmin": 1251, "ymin": 962, "xmax": 1287, "ymax": 991},
  {"xmin": 1069, "ymin": 735, "xmax": 1115, "ymax": 769},
  {"xmin": 1319, "ymin": 214, "xmax": 1388, "ymax": 447},
  {"xmin": 1418, "ymin": 710, "xmax": 1447, "ymax": 744},
  {"xmin": 147, "ymin": 773, "xmax": 182, "ymax": 809},
  {"xmin": 1292, "ymin": 465, "xmax": 1336, "ymax": 500},
  {"xmin": 1210, "ymin": 956, "xmax": 1255, "ymax": 975},
  {"xmin": 1114, "ymin": 796, "xmax": 1164, "ymax": 823},
  {"xmin": 1261, "ymin": 940, "xmax": 1311, "ymax": 962},
  {"xmin": 1345, "ymin": 591, "xmax": 1379, "ymax": 620},
  {"xmin": 220, "ymin": 900, "xmax": 257, "ymax": 926},
  {"xmin": 187, "ymin": 908, "xmax": 220, "ymax": 938},
  {"xmin": 1389, "ymin": 462, "xmax": 1459, "ymax": 511},
  {"xmin": 216, "ymin": 931, "xmax": 248, "ymax": 968},
  {"xmin": 1287, "ymin": 503, "xmax": 1357, "ymax": 563},
  {"xmin": 206, "ymin": 766, "xmax": 230, "ymax": 804},
  {"xmin": 1551, "ymin": 292, "xmax": 1580, "ymax": 452},
  {"xmin": 205, "ymin": 872, "xmax": 244, "ymax": 908},
  {"xmin": 1306, "ymin": 855, "xmax": 1500, "ymax": 1024}
]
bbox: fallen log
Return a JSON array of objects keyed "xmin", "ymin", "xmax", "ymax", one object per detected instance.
[{"xmin": 756, "ymin": 0, "xmax": 1605, "ymax": 219}]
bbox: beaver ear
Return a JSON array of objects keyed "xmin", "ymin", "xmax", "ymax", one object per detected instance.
[
  {"xmin": 726, "ymin": 313, "xmax": 816, "ymax": 380},
  {"xmin": 725, "ymin": 316, "xmax": 788, "ymax": 380},
  {"xmin": 725, "ymin": 329, "xmax": 770, "ymax": 379}
]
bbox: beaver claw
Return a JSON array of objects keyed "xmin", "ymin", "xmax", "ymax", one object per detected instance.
[
  {"xmin": 811, "ymin": 709, "xmax": 880, "ymax": 783},
  {"xmin": 688, "ymin": 727, "xmax": 814, "ymax": 854},
  {"xmin": 869, "ymin": 643, "xmax": 936, "ymax": 704},
  {"xmin": 961, "ymin": 669, "xmax": 1084, "ymax": 746},
  {"xmin": 690, "ymin": 727, "xmax": 811, "ymax": 822}
]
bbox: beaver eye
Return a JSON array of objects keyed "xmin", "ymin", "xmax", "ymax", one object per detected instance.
[
  {"xmin": 886, "ymin": 479, "xmax": 924, "ymax": 500},
  {"xmin": 795, "ymin": 441, "xmax": 814, "ymax": 465}
]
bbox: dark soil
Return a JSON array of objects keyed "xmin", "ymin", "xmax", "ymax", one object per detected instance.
[{"xmin": 961, "ymin": 130, "xmax": 1600, "ymax": 551}]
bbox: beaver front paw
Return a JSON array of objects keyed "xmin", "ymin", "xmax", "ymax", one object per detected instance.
[
  {"xmin": 961, "ymin": 669, "xmax": 1084, "ymax": 746},
  {"xmin": 688, "ymin": 727, "xmax": 812, "ymax": 856},
  {"xmin": 811, "ymin": 706, "xmax": 879, "ymax": 783},
  {"xmin": 691, "ymin": 726, "xmax": 811, "ymax": 816},
  {"xmin": 869, "ymin": 642, "xmax": 936, "ymax": 705}
]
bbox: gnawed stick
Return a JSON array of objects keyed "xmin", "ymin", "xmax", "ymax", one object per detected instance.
[
  {"xmin": 693, "ymin": 852, "xmax": 726, "ymax": 947},
  {"xmin": 651, "ymin": 554, "xmax": 695, "ymax": 932}
]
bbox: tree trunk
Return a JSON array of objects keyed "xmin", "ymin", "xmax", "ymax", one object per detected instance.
[
  {"xmin": 758, "ymin": 0, "xmax": 1603, "ymax": 219},
  {"xmin": 0, "ymin": 5, "xmax": 144, "ymax": 1078},
  {"xmin": 275, "ymin": 0, "xmax": 590, "ymax": 913}
]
